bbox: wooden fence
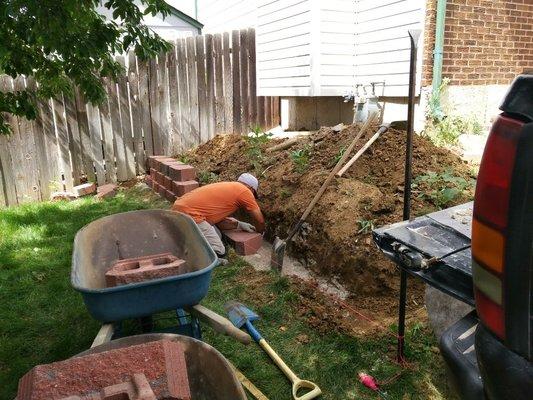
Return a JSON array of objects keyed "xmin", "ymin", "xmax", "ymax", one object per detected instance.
[{"xmin": 0, "ymin": 28, "xmax": 280, "ymax": 207}]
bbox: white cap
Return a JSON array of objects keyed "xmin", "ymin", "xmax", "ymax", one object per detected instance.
[{"xmin": 237, "ymin": 173, "xmax": 259, "ymax": 192}]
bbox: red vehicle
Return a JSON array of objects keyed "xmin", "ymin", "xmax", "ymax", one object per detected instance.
[{"xmin": 374, "ymin": 73, "xmax": 533, "ymax": 399}]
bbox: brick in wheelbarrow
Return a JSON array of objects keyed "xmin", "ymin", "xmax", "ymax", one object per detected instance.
[
  {"xmin": 17, "ymin": 339, "xmax": 191, "ymax": 400},
  {"xmin": 105, "ymin": 253, "xmax": 188, "ymax": 287},
  {"xmin": 168, "ymin": 164, "xmax": 196, "ymax": 182},
  {"xmin": 172, "ymin": 180, "xmax": 199, "ymax": 197},
  {"xmin": 222, "ymin": 229, "xmax": 263, "ymax": 255}
]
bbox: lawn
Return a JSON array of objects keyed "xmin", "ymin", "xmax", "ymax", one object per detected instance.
[{"xmin": 0, "ymin": 184, "xmax": 453, "ymax": 399}]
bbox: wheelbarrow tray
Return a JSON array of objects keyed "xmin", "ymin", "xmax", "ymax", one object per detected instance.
[
  {"xmin": 76, "ymin": 333, "xmax": 247, "ymax": 400},
  {"xmin": 71, "ymin": 210, "xmax": 218, "ymax": 322}
]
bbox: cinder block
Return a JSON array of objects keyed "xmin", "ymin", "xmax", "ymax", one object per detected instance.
[
  {"xmin": 95, "ymin": 184, "xmax": 117, "ymax": 200},
  {"xmin": 168, "ymin": 164, "xmax": 196, "ymax": 182},
  {"xmin": 17, "ymin": 339, "xmax": 191, "ymax": 400},
  {"xmin": 165, "ymin": 189, "xmax": 177, "ymax": 203},
  {"xmin": 144, "ymin": 176, "xmax": 154, "ymax": 189},
  {"xmin": 161, "ymin": 160, "xmax": 183, "ymax": 176},
  {"xmin": 172, "ymin": 180, "xmax": 199, "ymax": 197},
  {"xmin": 155, "ymin": 171, "xmax": 165, "ymax": 185},
  {"xmin": 222, "ymin": 229, "xmax": 263, "ymax": 255},
  {"xmin": 105, "ymin": 253, "xmax": 188, "ymax": 287},
  {"xmin": 163, "ymin": 175, "xmax": 172, "ymax": 190},
  {"xmin": 73, "ymin": 182, "xmax": 96, "ymax": 197}
]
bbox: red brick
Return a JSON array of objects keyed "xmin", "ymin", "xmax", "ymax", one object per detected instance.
[
  {"xmin": 150, "ymin": 168, "xmax": 157, "ymax": 180},
  {"xmin": 147, "ymin": 155, "xmax": 173, "ymax": 171},
  {"xmin": 172, "ymin": 180, "xmax": 199, "ymax": 197},
  {"xmin": 17, "ymin": 339, "xmax": 191, "ymax": 400},
  {"xmin": 95, "ymin": 184, "xmax": 117, "ymax": 200},
  {"xmin": 72, "ymin": 182, "xmax": 96, "ymax": 197},
  {"xmin": 144, "ymin": 175, "xmax": 154, "ymax": 189},
  {"xmin": 105, "ymin": 253, "xmax": 188, "ymax": 287},
  {"xmin": 155, "ymin": 182, "xmax": 166, "ymax": 197},
  {"xmin": 222, "ymin": 229, "xmax": 263, "ymax": 255},
  {"xmin": 161, "ymin": 160, "xmax": 184, "ymax": 176},
  {"xmin": 163, "ymin": 175, "xmax": 173, "ymax": 190},
  {"xmin": 165, "ymin": 189, "xmax": 177, "ymax": 203},
  {"xmin": 168, "ymin": 164, "xmax": 196, "ymax": 182}
]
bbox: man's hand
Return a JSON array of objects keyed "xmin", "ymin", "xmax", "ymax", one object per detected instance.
[{"xmin": 237, "ymin": 221, "xmax": 256, "ymax": 232}]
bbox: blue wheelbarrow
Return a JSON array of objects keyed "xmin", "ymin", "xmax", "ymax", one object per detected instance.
[{"xmin": 71, "ymin": 209, "xmax": 251, "ymax": 343}]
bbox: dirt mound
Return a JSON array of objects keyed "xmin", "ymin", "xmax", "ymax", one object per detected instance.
[{"xmin": 185, "ymin": 124, "xmax": 474, "ymax": 301}]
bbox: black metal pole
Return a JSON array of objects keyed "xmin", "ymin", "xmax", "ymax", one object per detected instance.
[{"xmin": 398, "ymin": 29, "xmax": 421, "ymax": 364}]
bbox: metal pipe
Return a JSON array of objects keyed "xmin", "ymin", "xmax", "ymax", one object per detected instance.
[
  {"xmin": 432, "ymin": 0, "xmax": 447, "ymax": 96},
  {"xmin": 398, "ymin": 29, "xmax": 421, "ymax": 364}
]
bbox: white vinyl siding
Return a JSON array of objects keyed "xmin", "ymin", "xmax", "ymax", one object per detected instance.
[
  {"xmin": 197, "ymin": 0, "xmax": 425, "ymax": 96},
  {"xmin": 256, "ymin": 0, "xmax": 314, "ymax": 96},
  {"xmin": 197, "ymin": 0, "xmax": 259, "ymax": 33}
]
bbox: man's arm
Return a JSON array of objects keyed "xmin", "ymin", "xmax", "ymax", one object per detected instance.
[{"xmin": 248, "ymin": 208, "xmax": 265, "ymax": 233}]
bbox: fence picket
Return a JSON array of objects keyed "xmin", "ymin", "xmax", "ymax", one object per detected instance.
[
  {"xmin": 128, "ymin": 52, "xmax": 145, "ymax": 174},
  {"xmin": 0, "ymin": 29, "xmax": 273, "ymax": 206},
  {"xmin": 232, "ymin": 30, "xmax": 242, "ymax": 134},
  {"xmin": 239, "ymin": 30, "xmax": 249, "ymax": 134},
  {"xmin": 222, "ymin": 32, "xmax": 233, "ymax": 134},
  {"xmin": 167, "ymin": 43, "xmax": 181, "ymax": 154},
  {"xmin": 186, "ymin": 36, "xmax": 200, "ymax": 145}
]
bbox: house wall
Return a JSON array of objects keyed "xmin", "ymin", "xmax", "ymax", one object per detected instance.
[
  {"xmin": 196, "ymin": 0, "xmax": 259, "ymax": 33},
  {"xmin": 422, "ymin": 0, "xmax": 533, "ymax": 127}
]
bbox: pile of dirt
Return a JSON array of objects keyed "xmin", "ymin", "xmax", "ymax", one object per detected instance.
[{"xmin": 185, "ymin": 124, "xmax": 474, "ymax": 307}]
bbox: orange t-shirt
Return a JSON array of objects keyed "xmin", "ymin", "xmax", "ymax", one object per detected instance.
[{"xmin": 172, "ymin": 182, "xmax": 260, "ymax": 224}]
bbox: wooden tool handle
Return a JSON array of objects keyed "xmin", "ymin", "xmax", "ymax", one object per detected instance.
[
  {"xmin": 336, "ymin": 124, "xmax": 389, "ymax": 177},
  {"xmin": 187, "ymin": 304, "xmax": 252, "ymax": 345},
  {"xmin": 259, "ymin": 339, "xmax": 322, "ymax": 400},
  {"xmin": 287, "ymin": 112, "xmax": 378, "ymax": 238}
]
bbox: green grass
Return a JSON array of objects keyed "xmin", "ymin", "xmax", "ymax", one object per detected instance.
[{"xmin": 0, "ymin": 185, "xmax": 452, "ymax": 399}]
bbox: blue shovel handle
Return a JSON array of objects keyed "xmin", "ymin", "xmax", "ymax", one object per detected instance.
[{"xmin": 245, "ymin": 320, "xmax": 263, "ymax": 342}]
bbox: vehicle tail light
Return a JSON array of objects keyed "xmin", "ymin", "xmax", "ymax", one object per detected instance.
[{"xmin": 472, "ymin": 114, "xmax": 524, "ymax": 340}]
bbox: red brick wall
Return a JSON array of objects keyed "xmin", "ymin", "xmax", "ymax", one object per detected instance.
[{"xmin": 422, "ymin": 0, "xmax": 533, "ymax": 86}]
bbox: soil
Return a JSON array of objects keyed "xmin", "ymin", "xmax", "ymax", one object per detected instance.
[{"xmin": 184, "ymin": 124, "xmax": 475, "ymax": 322}]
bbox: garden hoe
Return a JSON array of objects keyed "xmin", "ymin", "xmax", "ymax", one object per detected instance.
[
  {"xmin": 225, "ymin": 301, "xmax": 322, "ymax": 400},
  {"xmin": 270, "ymin": 113, "xmax": 378, "ymax": 270}
]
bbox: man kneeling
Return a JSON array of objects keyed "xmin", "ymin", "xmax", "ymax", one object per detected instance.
[{"xmin": 172, "ymin": 173, "xmax": 265, "ymax": 256}]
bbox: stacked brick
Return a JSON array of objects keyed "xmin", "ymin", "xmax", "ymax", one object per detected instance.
[
  {"xmin": 17, "ymin": 339, "xmax": 191, "ymax": 400},
  {"xmin": 422, "ymin": 0, "xmax": 533, "ymax": 86},
  {"xmin": 145, "ymin": 156, "xmax": 199, "ymax": 203}
]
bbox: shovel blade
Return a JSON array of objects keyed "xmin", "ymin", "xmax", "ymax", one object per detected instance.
[
  {"xmin": 270, "ymin": 237, "xmax": 286, "ymax": 270},
  {"xmin": 224, "ymin": 301, "xmax": 260, "ymax": 329}
]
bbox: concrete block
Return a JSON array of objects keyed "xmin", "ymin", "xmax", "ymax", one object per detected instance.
[
  {"xmin": 168, "ymin": 164, "xmax": 196, "ymax": 182},
  {"xmin": 73, "ymin": 182, "xmax": 96, "ymax": 197},
  {"xmin": 155, "ymin": 171, "xmax": 165, "ymax": 185},
  {"xmin": 163, "ymin": 175, "xmax": 173, "ymax": 190},
  {"xmin": 105, "ymin": 253, "xmax": 188, "ymax": 287},
  {"xmin": 17, "ymin": 339, "xmax": 191, "ymax": 400},
  {"xmin": 165, "ymin": 189, "xmax": 177, "ymax": 203},
  {"xmin": 222, "ymin": 229, "xmax": 263, "ymax": 255},
  {"xmin": 172, "ymin": 180, "xmax": 199, "ymax": 197},
  {"xmin": 95, "ymin": 184, "xmax": 117, "ymax": 200}
]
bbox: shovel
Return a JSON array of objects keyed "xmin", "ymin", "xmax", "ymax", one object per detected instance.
[
  {"xmin": 270, "ymin": 113, "xmax": 378, "ymax": 270},
  {"xmin": 225, "ymin": 301, "xmax": 322, "ymax": 400}
]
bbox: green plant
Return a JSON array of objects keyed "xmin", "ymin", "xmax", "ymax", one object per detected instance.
[
  {"xmin": 0, "ymin": 1, "xmax": 171, "ymax": 135},
  {"xmin": 177, "ymin": 154, "xmax": 191, "ymax": 164},
  {"xmin": 332, "ymin": 146, "xmax": 347, "ymax": 166},
  {"xmin": 245, "ymin": 126, "xmax": 272, "ymax": 171},
  {"xmin": 414, "ymin": 169, "xmax": 475, "ymax": 209},
  {"xmin": 198, "ymin": 170, "xmax": 219, "ymax": 185},
  {"xmin": 290, "ymin": 145, "xmax": 312, "ymax": 173},
  {"xmin": 280, "ymin": 188, "xmax": 291, "ymax": 199},
  {"xmin": 357, "ymin": 219, "xmax": 374, "ymax": 234},
  {"xmin": 425, "ymin": 78, "xmax": 484, "ymax": 146}
]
